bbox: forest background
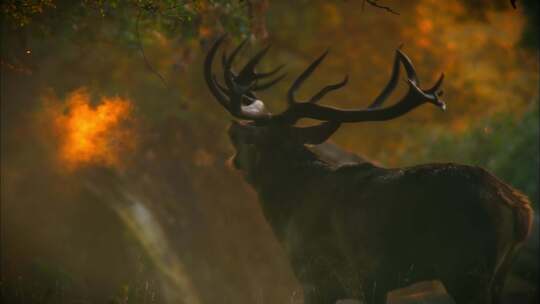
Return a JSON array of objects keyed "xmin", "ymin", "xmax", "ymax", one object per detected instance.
[{"xmin": 1, "ymin": 0, "xmax": 538, "ymax": 303}]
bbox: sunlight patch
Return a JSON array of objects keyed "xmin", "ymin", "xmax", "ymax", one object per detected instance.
[{"xmin": 51, "ymin": 88, "xmax": 136, "ymax": 171}]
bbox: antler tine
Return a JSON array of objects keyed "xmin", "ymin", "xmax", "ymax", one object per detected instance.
[
  {"xmin": 221, "ymin": 50, "xmax": 234, "ymax": 88},
  {"xmin": 396, "ymin": 49, "xmax": 419, "ymax": 85},
  {"xmin": 253, "ymin": 65, "xmax": 287, "ymax": 90},
  {"xmin": 224, "ymin": 38, "xmax": 248, "ymax": 70},
  {"xmin": 237, "ymin": 45, "xmax": 272, "ymax": 84},
  {"xmin": 204, "ymin": 35, "xmax": 273, "ymax": 121},
  {"xmin": 288, "ymin": 50, "xmax": 329, "ymax": 104},
  {"xmin": 212, "ymin": 74, "xmax": 230, "ymax": 95},
  {"xmin": 255, "ymin": 64, "xmax": 285, "ymax": 79},
  {"xmin": 367, "ymin": 49, "xmax": 401, "ymax": 109},
  {"xmin": 253, "ymin": 72, "xmax": 287, "ymax": 91},
  {"xmin": 308, "ymin": 75, "xmax": 348, "ymax": 103},
  {"xmin": 221, "ymin": 49, "xmax": 237, "ymax": 91},
  {"xmin": 427, "ymin": 73, "xmax": 444, "ymax": 94},
  {"xmin": 204, "ymin": 35, "xmax": 231, "ymax": 110},
  {"xmin": 221, "ymin": 48, "xmax": 228, "ymax": 69},
  {"xmin": 426, "ymin": 73, "xmax": 445, "ymax": 110},
  {"xmin": 236, "ymin": 47, "xmax": 287, "ymax": 92},
  {"xmin": 399, "ymin": 50, "xmax": 445, "ymax": 110},
  {"xmin": 222, "ymin": 39, "xmax": 248, "ymax": 89},
  {"xmin": 220, "ymin": 49, "xmax": 242, "ymax": 113}
]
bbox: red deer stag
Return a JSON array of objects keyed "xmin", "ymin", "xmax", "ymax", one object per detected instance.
[{"xmin": 203, "ymin": 35, "xmax": 533, "ymax": 304}]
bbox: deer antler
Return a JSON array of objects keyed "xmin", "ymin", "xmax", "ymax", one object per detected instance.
[{"xmin": 204, "ymin": 35, "xmax": 445, "ymax": 126}]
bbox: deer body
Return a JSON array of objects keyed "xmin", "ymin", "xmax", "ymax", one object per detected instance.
[
  {"xmin": 203, "ymin": 36, "xmax": 533, "ymax": 303},
  {"xmin": 230, "ymin": 124, "xmax": 531, "ymax": 303},
  {"xmin": 229, "ymin": 125, "xmax": 532, "ymax": 303}
]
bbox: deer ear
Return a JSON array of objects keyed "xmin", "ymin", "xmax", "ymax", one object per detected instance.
[{"xmin": 290, "ymin": 121, "xmax": 341, "ymax": 145}]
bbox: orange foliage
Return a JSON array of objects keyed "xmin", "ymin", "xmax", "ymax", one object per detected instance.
[
  {"xmin": 418, "ymin": 19, "xmax": 433, "ymax": 34},
  {"xmin": 402, "ymin": 0, "xmax": 537, "ymax": 130},
  {"xmin": 51, "ymin": 89, "xmax": 136, "ymax": 171}
]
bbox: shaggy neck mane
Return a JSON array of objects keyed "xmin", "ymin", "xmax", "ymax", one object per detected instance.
[{"xmin": 246, "ymin": 146, "xmax": 332, "ymax": 232}]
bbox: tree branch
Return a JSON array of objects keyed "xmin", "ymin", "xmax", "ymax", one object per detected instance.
[
  {"xmin": 363, "ymin": 0, "xmax": 399, "ymax": 15},
  {"xmin": 135, "ymin": 8, "xmax": 169, "ymax": 88}
]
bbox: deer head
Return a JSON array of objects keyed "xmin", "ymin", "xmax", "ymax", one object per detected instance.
[{"xmin": 204, "ymin": 35, "xmax": 445, "ymax": 176}]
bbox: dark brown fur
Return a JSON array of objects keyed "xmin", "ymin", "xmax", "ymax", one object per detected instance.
[{"xmin": 228, "ymin": 123, "xmax": 533, "ymax": 304}]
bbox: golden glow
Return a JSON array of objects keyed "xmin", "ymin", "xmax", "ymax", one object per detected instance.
[
  {"xmin": 53, "ymin": 89, "xmax": 135, "ymax": 170},
  {"xmin": 418, "ymin": 19, "xmax": 433, "ymax": 34},
  {"xmin": 402, "ymin": 0, "xmax": 536, "ymax": 133}
]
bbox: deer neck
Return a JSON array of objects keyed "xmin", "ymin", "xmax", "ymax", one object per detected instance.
[{"xmin": 245, "ymin": 147, "xmax": 330, "ymax": 234}]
